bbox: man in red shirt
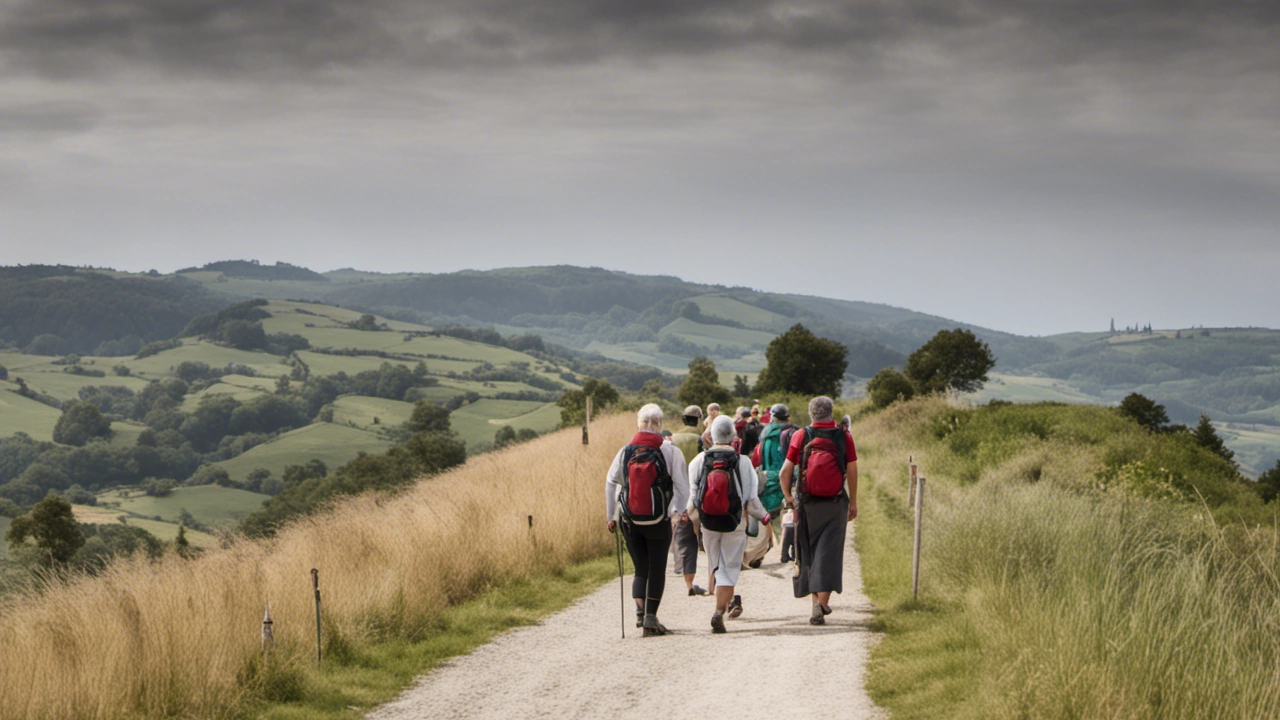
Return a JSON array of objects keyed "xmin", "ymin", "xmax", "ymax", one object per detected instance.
[{"xmin": 779, "ymin": 395, "xmax": 858, "ymax": 625}]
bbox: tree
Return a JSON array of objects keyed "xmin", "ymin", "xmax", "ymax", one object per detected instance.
[
  {"xmin": 1192, "ymin": 415, "xmax": 1235, "ymax": 464},
  {"xmin": 0, "ymin": 364, "xmax": 7, "ymax": 380},
  {"xmin": 53, "ymin": 401, "xmax": 113, "ymax": 446},
  {"xmin": 677, "ymin": 357, "xmax": 733, "ymax": 409},
  {"xmin": 6, "ymin": 495, "xmax": 84, "ymax": 564},
  {"xmin": 216, "ymin": 319, "xmax": 266, "ymax": 350},
  {"xmin": 174, "ymin": 524, "xmax": 194, "ymax": 559},
  {"xmin": 275, "ymin": 375, "xmax": 291, "ymax": 395},
  {"xmin": 557, "ymin": 377, "xmax": 621, "ymax": 427},
  {"xmin": 355, "ymin": 314, "xmax": 379, "ymax": 331},
  {"xmin": 1258, "ymin": 460, "xmax": 1280, "ymax": 503},
  {"xmin": 754, "ymin": 324, "xmax": 848, "ymax": 397},
  {"xmin": 732, "ymin": 375, "xmax": 751, "ymax": 398},
  {"xmin": 904, "ymin": 329, "xmax": 995, "ymax": 395},
  {"xmin": 406, "ymin": 402, "xmax": 452, "ymax": 434},
  {"xmin": 866, "ymin": 368, "xmax": 916, "ymax": 408},
  {"xmin": 494, "ymin": 425, "xmax": 518, "ymax": 449},
  {"xmin": 1117, "ymin": 393, "xmax": 1170, "ymax": 433}
]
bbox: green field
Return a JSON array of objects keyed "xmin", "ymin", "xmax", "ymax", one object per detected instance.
[
  {"xmin": 122, "ymin": 341, "xmax": 286, "ymax": 378},
  {"xmin": 967, "ymin": 372, "xmax": 1100, "ymax": 405},
  {"xmin": 8, "ymin": 370, "xmax": 150, "ymax": 403},
  {"xmin": 330, "ymin": 395, "xmax": 416, "ymax": 431},
  {"xmin": 181, "ymin": 381, "xmax": 271, "ymax": 410},
  {"xmin": 97, "ymin": 485, "xmax": 270, "ymax": 528},
  {"xmin": 0, "ymin": 389, "xmax": 62, "ymax": 440},
  {"xmin": 214, "ymin": 422, "xmax": 393, "ymax": 482},
  {"xmin": 1216, "ymin": 423, "xmax": 1280, "ymax": 477},
  {"xmin": 259, "ymin": 300, "xmax": 428, "ymax": 335},
  {"xmin": 659, "ymin": 317, "xmax": 776, "ymax": 349},
  {"xmin": 688, "ymin": 294, "xmax": 788, "ymax": 328},
  {"xmin": 449, "ymin": 399, "xmax": 561, "ymax": 452},
  {"xmin": 70, "ymin": 505, "xmax": 218, "ymax": 547},
  {"xmin": 108, "ymin": 422, "xmax": 149, "ymax": 447}
]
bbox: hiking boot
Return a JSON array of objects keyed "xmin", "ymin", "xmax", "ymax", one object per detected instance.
[
  {"xmin": 710, "ymin": 613, "xmax": 727, "ymax": 634},
  {"xmin": 748, "ymin": 558, "xmax": 763, "ymax": 569},
  {"xmin": 636, "ymin": 608, "xmax": 644, "ymax": 628},
  {"xmin": 820, "ymin": 604, "xmax": 833, "ymax": 616},
  {"xmin": 779, "ymin": 551, "xmax": 793, "ymax": 563},
  {"xmin": 642, "ymin": 615, "xmax": 669, "ymax": 637},
  {"xmin": 728, "ymin": 595, "xmax": 743, "ymax": 618},
  {"xmin": 810, "ymin": 605, "xmax": 825, "ymax": 626},
  {"xmin": 688, "ymin": 585, "xmax": 708, "ymax": 597}
]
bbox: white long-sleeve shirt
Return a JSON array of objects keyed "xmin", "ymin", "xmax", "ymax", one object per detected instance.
[
  {"xmin": 605, "ymin": 433, "xmax": 690, "ymax": 524},
  {"xmin": 687, "ymin": 446, "xmax": 768, "ymax": 522}
]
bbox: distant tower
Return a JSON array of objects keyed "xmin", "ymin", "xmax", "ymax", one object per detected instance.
[{"xmin": 1110, "ymin": 318, "xmax": 1116, "ymax": 333}]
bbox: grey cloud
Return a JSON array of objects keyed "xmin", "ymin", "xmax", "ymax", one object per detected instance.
[{"xmin": 0, "ymin": 100, "xmax": 102, "ymax": 134}]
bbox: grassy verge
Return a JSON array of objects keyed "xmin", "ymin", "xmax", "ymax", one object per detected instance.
[
  {"xmin": 253, "ymin": 554, "xmax": 621, "ymax": 719},
  {"xmin": 856, "ymin": 477, "xmax": 980, "ymax": 718},
  {"xmin": 851, "ymin": 397, "xmax": 1280, "ymax": 718}
]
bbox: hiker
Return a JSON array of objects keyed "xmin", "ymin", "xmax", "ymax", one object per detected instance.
[
  {"xmin": 669, "ymin": 406, "xmax": 708, "ymax": 596},
  {"xmin": 743, "ymin": 403, "xmax": 797, "ymax": 566},
  {"xmin": 780, "ymin": 396, "xmax": 858, "ymax": 625},
  {"xmin": 689, "ymin": 415, "xmax": 770, "ymax": 633},
  {"xmin": 607, "ymin": 403, "xmax": 691, "ymax": 636},
  {"xmin": 699, "ymin": 403, "xmax": 722, "ymax": 448},
  {"xmin": 740, "ymin": 407, "xmax": 762, "ymax": 458}
]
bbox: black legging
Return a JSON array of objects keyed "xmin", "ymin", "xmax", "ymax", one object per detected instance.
[{"xmin": 622, "ymin": 520, "xmax": 672, "ymax": 615}]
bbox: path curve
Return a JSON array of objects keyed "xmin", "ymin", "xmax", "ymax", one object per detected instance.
[{"xmin": 368, "ymin": 525, "xmax": 886, "ymax": 720}]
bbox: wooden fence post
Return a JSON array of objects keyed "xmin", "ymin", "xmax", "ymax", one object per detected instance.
[
  {"xmin": 582, "ymin": 396, "xmax": 592, "ymax": 445},
  {"xmin": 908, "ymin": 457, "xmax": 918, "ymax": 509},
  {"xmin": 261, "ymin": 603, "xmax": 274, "ymax": 655},
  {"xmin": 912, "ymin": 477, "xmax": 926, "ymax": 601},
  {"xmin": 311, "ymin": 568, "xmax": 322, "ymax": 664}
]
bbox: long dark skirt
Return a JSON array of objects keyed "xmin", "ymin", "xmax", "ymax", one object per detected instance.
[{"xmin": 793, "ymin": 497, "xmax": 849, "ymax": 597}]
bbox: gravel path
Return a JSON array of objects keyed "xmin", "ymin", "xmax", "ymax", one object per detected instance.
[{"xmin": 368, "ymin": 524, "xmax": 886, "ymax": 720}]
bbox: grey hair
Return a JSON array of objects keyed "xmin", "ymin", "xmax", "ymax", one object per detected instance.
[
  {"xmin": 808, "ymin": 396, "xmax": 835, "ymax": 422},
  {"xmin": 710, "ymin": 415, "xmax": 737, "ymax": 445},
  {"xmin": 636, "ymin": 403, "xmax": 665, "ymax": 431}
]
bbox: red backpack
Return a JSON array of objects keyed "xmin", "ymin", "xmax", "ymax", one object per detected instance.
[
  {"xmin": 797, "ymin": 426, "xmax": 848, "ymax": 499},
  {"xmin": 620, "ymin": 443, "xmax": 673, "ymax": 525},
  {"xmin": 696, "ymin": 449, "xmax": 744, "ymax": 533}
]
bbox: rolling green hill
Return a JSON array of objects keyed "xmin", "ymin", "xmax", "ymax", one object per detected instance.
[{"xmin": 97, "ymin": 485, "xmax": 270, "ymax": 529}]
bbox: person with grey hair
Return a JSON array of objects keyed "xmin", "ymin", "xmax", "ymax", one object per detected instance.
[
  {"xmin": 607, "ymin": 404, "xmax": 691, "ymax": 636},
  {"xmin": 689, "ymin": 415, "xmax": 771, "ymax": 633},
  {"xmin": 780, "ymin": 395, "xmax": 859, "ymax": 625}
]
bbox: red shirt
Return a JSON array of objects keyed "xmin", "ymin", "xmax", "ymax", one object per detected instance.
[{"xmin": 785, "ymin": 420, "xmax": 857, "ymax": 464}]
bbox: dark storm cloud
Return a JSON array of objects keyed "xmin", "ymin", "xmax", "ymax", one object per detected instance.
[{"xmin": 3, "ymin": 0, "xmax": 1273, "ymax": 80}]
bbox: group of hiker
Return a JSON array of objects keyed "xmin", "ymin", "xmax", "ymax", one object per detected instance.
[{"xmin": 606, "ymin": 396, "xmax": 858, "ymax": 636}]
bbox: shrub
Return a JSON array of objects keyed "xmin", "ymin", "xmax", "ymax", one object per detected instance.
[
  {"xmin": 866, "ymin": 368, "xmax": 915, "ymax": 408},
  {"xmin": 53, "ymin": 402, "xmax": 113, "ymax": 446}
]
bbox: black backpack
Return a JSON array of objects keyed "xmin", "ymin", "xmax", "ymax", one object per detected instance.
[
  {"xmin": 620, "ymin": 444, "xmax": 673, "ymax": 525},
  {"xmin": 696, "ymin": 449, "xmax": 744, "ymax": 533}
]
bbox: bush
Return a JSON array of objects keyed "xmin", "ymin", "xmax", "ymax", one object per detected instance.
[
  {"xmin": 904, "ymin": 328, "xmax": 995, "ymax": 394},
  {"xmin": 676, "ymin": 357, "xmax": 732, "ymax": 409},
  {"xmin": 867, "ymin": 368, "xmax": 915, "ymax": 408},
  {"xmin": 754, "ymin": 324, "xmax": 847, "ymax": 397},
  {"xmin": 0, "ymin": 364, "xmax": 7, "ymax": 380}
]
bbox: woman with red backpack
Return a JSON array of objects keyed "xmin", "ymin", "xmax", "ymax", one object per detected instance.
[
  {"xmin": 688, "ymin": 415, "xmax": 771, "ymax": 633},
  {"xmin": 779, "ymin": 396, "xmax": 858, "ymax": 626},
  {"xmin": 606, "ymin": 404, "xmax": 691, "ymax": 637}
]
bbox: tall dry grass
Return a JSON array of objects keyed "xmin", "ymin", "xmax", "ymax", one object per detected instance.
[
  {"xmin": 853, "ymin": 397, "xmax": 1280, "ymax": 718},
  {"xmin": 0, "ymin": 415, "xmax": 635, "ymax": 720}
]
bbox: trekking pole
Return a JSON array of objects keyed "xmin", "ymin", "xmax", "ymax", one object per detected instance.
[{"xmin": 615, "ymin": 523, "xmax": 626, "ymax": 639}]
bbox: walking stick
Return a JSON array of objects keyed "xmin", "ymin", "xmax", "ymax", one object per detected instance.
[{"xmin": 615, "ymin": 522, "xmax": 626, "ymax": 639}]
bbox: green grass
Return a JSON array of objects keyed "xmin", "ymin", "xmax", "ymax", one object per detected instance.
[
  {"xmin": 292, "ymin": 351, "xmax": 441, "ymax": 378},
  {"xmin": 108, "ymin": 421, "xmax": 149, "ymax": 447},
  {"xmin": 182, "ymin": 381, "xmax": 271, "ymax": 410},
  {"xmin": 260, "ymin": 300, "xmax": 428, "ymax": 336},
  {"xmin": 330, "ymin": 396, "xmax": 416, "ymax": 431},
  {"xmin": 71, "ymin": 505, "xmax": 219, "ymax": 547},
  {"xmin": 124, "ymin": 341, "xmax": 287, "ymax": 378},
  {"xmin": 250, "ymin": 555, "xmax": 620, "ymax": 720},
  {"xmin": 1216, "ymin": 423, "xmax": 1280, "ymax": 477},
  {"xmin": 688, "ymin": 294, "xmax": 788, "ymax": 329},
  {"xmin": 448, "ymin": 399, "xmax": 560, "ymax": 452},
  {"xmin": 215, "ymin": 423, "xmax": 393, "ymax": 482},
  {"xmin": 659, "ymin": 317, "xmax": 776, "ymax": 349},
  {"xmin": 0, "ymin": 388, "xmax": 62, "ymax": 440},
  {"xmin": 8, "ymin": 370, "xmax": 150, "ymax": 403},
  {"xmin": 98, "ymin": 485, "xmax": 271, "ymax": 528},
  {"xmin": 967, "ymin": 372, "xmax": 1099, "ymax": 405}
]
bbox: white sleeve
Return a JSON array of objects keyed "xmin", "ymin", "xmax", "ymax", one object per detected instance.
[
  {"xmin": 739, "ymin": 457, "xmax": 759, "ymax": 503},
  {"xmin": 605, "ymin": 447, "xmax": 626, "ymax": 522},
  {"xmin": 687, "ymin": 452, "xmax": 706, "ymax": 511},
  {"xmin": 667, "ymin": 444, "xmax": 690, "ymax": 518}
]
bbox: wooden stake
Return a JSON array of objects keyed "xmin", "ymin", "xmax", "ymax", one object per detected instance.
[
  {"xmin": 311, "ymin": 568, "xmax": 322, "ymax": 664},
  {"xmin": 908, "ymin": 459, "xmax": 918, "ymax": 509},
  {"xmin": 912, "ymin": 477, "xmax": 926, "ymax": 601},
  {"xmin": 261, "ymin": 603, "xmax": 274, "ymax": 655},
  {"xmin": 582, "ymin": 395, "xmax": 592, "ymax": 445}
]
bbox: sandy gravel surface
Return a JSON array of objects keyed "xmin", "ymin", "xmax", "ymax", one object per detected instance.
[{"xmin": 368, "ymin": 525, "xmax": 886, "ymax": 720}]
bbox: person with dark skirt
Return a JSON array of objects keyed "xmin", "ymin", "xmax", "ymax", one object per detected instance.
[
  {"xmin": 607, "ymin": 404, "xmax": 691, "ymax": 636},
  {"xmin": 779, "ymin": 396, "xmax": 858, "ymax": 625}
]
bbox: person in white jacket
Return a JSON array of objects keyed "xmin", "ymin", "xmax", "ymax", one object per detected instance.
[
  {"xmin": 606, "ymin": 404, "xmax": 690, "ymax": 637},
  {"xmin": 688, "ymin": 415, "xmax": 771, "ymax": 633}
]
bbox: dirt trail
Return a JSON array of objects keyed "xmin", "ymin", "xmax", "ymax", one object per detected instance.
[{"xmin": 367, "ymin": 524, "xmax": 887, "ymax": 720}]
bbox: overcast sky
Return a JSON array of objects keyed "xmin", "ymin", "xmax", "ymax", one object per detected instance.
[{"xmin": 0, "ymin": 0, "xmax": 1276, "ymax": 335}]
